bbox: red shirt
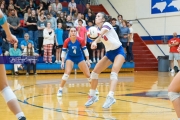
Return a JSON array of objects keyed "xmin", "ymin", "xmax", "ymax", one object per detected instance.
[
  {"xmin": 76, "ymin": 26, "xmax": 87, "ymax": 41},
  {"xmin": 168, "ymin": 38, "xmax": 180, "ymax": 53}
]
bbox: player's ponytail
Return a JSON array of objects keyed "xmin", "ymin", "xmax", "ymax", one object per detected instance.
[{"xmin": 99, "ymin": 12, "xmax": 112, "ymax": 23}]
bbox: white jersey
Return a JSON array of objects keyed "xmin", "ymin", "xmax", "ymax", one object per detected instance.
[{"xmin": 101, "ymin": 22, "xmax": 122, "ymax": 51}]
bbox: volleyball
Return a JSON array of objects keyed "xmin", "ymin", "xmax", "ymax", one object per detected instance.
[{"xmin": 87, "ymin": 27, "xmax": 100, "ymax": 40}]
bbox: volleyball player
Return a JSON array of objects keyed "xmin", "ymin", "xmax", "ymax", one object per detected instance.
[
  {"xmin": 0, "ymin": 9, "xmax": 26, "ymax": 120},
  {"xmin": 85, "ymin": 12, "xmax": 126, "ymax": 109}
]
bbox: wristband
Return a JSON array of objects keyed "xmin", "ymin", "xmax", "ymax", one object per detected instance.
[{"xmin": 0, "ymin": 15, "xmax": 7, "ymax": 25}]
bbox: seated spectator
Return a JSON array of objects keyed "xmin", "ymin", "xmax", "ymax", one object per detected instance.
[
  {"xmin": 65, "ymin": 15, "xmax": 74, "ymax": 31},
  {"xmin": 26, "ymin": 0, "xmax": 36, "ymax": 10},
  {"xmin": 72, "ymin": 10, "xmax": 78, "ymax": 23},
  {"xmin": 14, "ymin": 0, "xmax": 27, "ymax": 17},
  {"xmin": 7, "ymin": 9, "xmax": 24, "ymax": 37},
  {"xmin": 2, "ymin": 38, "xmax": 10, "ymax": 56},
  {"xmin": 43, "ymin": 22, "xmax": 55, "ymax": 63},
  {"xmin": 68, "ymin": 0, "xmax": 77, "ymax": 15},
  {"xmin": 41, "ymin": 0, "xmax": 51, "ymax": 8},
  {"xmin": 0, "ymin": 0, "xmax": 6, "ymax": 14},
  {"xmin": 57, "ymin": 12, "xmax": 66, "ymax": 23},
  {"xmin": 51, "ymin": 0, "xmax": 62, "ymax": 14},
  {"xmin": 7, "ymin": 4, "xmax": 18, "ymax": 17},
  {"xmin": 24, "ymin": 7, "xmax": 32, "ymax": 24},
  {"xmin": 21, "ymin": 33, "xmax": 34, "ymax": 50},
  {"xmin": 38, "ymin": 9, "xmax": 46, "ymax": 21},
  {"xmin": 85, "ymin": 11, "xmax": 95, "ymax": 24},
  {"xmin": 74, "ymin": 12, "xmax": 86, "ymax": 27},
  {"xmin": 22, "ymin": 42, "xmax": 38, "ymax": 75},
  {"xmin": 84, "ymin": 3, "xmax": 90, "ymax": 17},
  {"xmin": 37, "ymin": 2, "xmax": 45, "ymax": 15},
  {"xmin": 0, "ymin": 47, "xmax": 2, "ymax": 56},
  {"xmin": 37, "ymin": 14, "xmax": 47, "ymax": 55},
  {"xmin": 45, "ymin": 5, "xmax": 56, "ymax": 17},
  {"xmin": 62, "ymin": 24, "xmax": 69, "ymax": 42},
  {"xmin": 26, "ymin": 10, "xmax": 38, "ymax": 49},
  {"xmin": 46, "ymin": 13, "xmax": 57, "ymax": 31},
  {"xmin": 9, "ymin": 43, "xmax": 23, "ymax": 75}
]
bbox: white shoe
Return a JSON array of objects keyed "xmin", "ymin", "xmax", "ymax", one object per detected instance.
[
  {"xmin": 102, "ymin": 96, "xmax": 116, "ymax": 109},
  {"xmin": 171, "ymin": 69, "xmax": 175, "ymax": 73},
  {"xmin": 55, "ymin": 60, "xmax": 58, "ymax": 63},
  {"xmin": 89, "ymin": 60, "xmax": 92, "ymax": 63},
  {"xmin": 93, "ymin": 60, "xmax": 96, "ymax": 63},
  {"xmin": 95, "ymin": 89, "xmax": 99, "ymax": 95},
  {"xmin": 57, "ymin": 89, "xmax": 63, "ymax": 97},
  {"xmin": 58, "ymin": 60, "xmax": 62, "ymax": 63},
  {"xmin": 85, "ymin": 95, "xmax": 99, "ymax": 107}
]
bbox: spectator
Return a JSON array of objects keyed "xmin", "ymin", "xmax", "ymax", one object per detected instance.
[
  {"xmin": 46, "ymin": 13, "xmax": 57, "ymax": 31},
  {"xmin": 65, "ymin": 15, "xmax": 74, "ymax": 31},
  {"xmin": 0, "ymin": 47, "xmax": 2, "ymax": 56},
  {"xmin": 51, "ymin": 0, "xmax": 62, "ymax": 14},
  {"xmin": 68, "ymin": 0, "xmax": 77, "ymax": 15},
  {"xmin": 127, "ymin": 21, "xmax": 134, "ymax": 62},
  {"xmin": 111, "ymin": 18, "xmax": 120, "ymax": 37},
  {"xmin": 0, "ymin": 0, "xmax": 6, "ymax": 14},
  {"xmin": 24, "ymin": 7, "xmax": 32, "ymax": 24},
  {"xmin": 168, "ymin": 32, "xmax": 180, "ymax": 73},
  {"xmin": 85, "ymin": 11, "xmax": 95, "ymax": 24},
  {"xmin": 41, "ymin": 0, "xmax": 51, "ymax": 8},
  {"xmin": 37, "ymin": 13, "xmax": 47, "ymax": 55},
  {"xmin": 38, "ymin": 9, "xmax": 46, "ymax": 21},
  {"xmin": 7, "ymin": 3, "xmax": 18, "ymax": 17},
  {"xmin": 72, "ymin": 10, "xmax": 78, "ymax": 23},
  {"xmin": 7, "ymin": 9, "xmax": 24, "ymax": 37},
  {"xmin": 76, "ymin": 19, "xmax": 87, "ymax": 42},
  {"xmin": 57, "ymin": 12, "xmax": 66, "ymax": 23},
  {"xmin": 120, "ymin": 20, "xmax": 130, "ymax": 56},
  {"xmin": 55, "ymin": 22, "xmax": 63, "ymax": 63},
  {"xmin": 43, "ymin": 22, "xmax": 55, "ymax": 63},
  {"xmin": 74, "ymin": 12, "xmax": 86, "ymax": 27},
  {"xmin": 9, "ymin": 43, "xmax": 23, "ymax": 75},
  {"xmin": 26, "ymin": 10, "xmax": 38, "ymax": 49},
  {"xmin": 2, "ymin": 38, "xmax": 10, "ymax": 56},
  {"xmin": 26, "ymin": 0, "xmax": 36, "ymax": 10},
  {"xmin": 62, "ymin": 24, "xmax": 69, "ymax": 42},
  {"xmin": 20, "ymin": 33, "xmax": 34, "ymax": 50},
  {"xmin": 14, "ymin": 0, "xmax": 27, "ymax": 17},
  {"xmin": 116, "ymin": 14, "xmax": 123, "ymax": 28},
  {"xmin": 45, "ymin": 5, "xmax": 56, "ymax": 17},
  {"xmin": 84, "ymin": 3, "xmax": 90, "ymax": 17},
  {"xmin": 22, "ymin": 42, "xmax": 38, "ymax": 75},
  {"xmin": 37, "ymin": 2, "xmax": 45, "ymax": 15}
]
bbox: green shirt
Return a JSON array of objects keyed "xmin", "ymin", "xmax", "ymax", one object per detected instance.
[{"xmin": 9, "ymin": 48, "xmax": 22, "ymax": 56}]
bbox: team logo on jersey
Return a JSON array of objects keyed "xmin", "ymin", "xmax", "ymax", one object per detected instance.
[{"xmin": 72, "ymin": 46, "xmax": 77, "ymax": 54}]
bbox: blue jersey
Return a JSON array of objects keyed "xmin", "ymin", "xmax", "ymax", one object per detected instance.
[
  {"xmin": 55, "ymin": 28, "xmax": 63, "ymax": 45},
  {"xmin": 62, "ymin": 37, "xmax": 87, "ymax": 57}
]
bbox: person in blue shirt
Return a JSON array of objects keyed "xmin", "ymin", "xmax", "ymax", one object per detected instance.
[
  {"xmin": 20, "ymin": 33, "xmax": 34, "ymax": 50},
  {"xmin": 55, "ymin": 22, "xmax": 63, "ymax": 63},
  {"xmin": 57, "ymin": 27, "xmax": 91, "ymax": 97},
  {"xmin": 9, "ymin": 42, "xmax": 23, "ymax": 75}
]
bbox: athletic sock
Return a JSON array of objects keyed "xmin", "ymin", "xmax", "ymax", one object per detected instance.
[
  {"xmin": 89, "ymin": 89, "xmax": 96, "ymax": 96},
  {"xmin": 16, "ymin": 112, "xmax": 25, "ymax": 119},
  {"xmin": 108, "ymin": 91, "xmax": 114, "ymax": 98}
]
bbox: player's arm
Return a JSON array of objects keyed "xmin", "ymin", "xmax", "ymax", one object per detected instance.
[
  {"xmin": 0, "ymin": 10, "xmax": 11, "ymax": 37},
  {"xmin": 61, "ymin": 40, "xmax": 68, "ymax": 63},
  {"xmin": 94, "ymin": 28, "xmax": 109, "ymax": 44}
]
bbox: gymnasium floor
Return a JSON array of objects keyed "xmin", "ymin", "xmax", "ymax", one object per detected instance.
[{"xmin": 0, "ymin": 71, "xmax": 177, "ymax": 120}]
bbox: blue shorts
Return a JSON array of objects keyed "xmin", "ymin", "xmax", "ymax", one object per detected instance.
[
  {"xmin": 65, "ymin": 54, "xmax": 84, "ymax": 64},
  {"xmin": 105, "ymin": 46, "xmax": 125, "ymax": 62}
]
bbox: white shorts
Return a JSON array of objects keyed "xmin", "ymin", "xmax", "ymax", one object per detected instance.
[{"xmin": 169, "ymin": 53, "xmax": 180, "ymax": 60}]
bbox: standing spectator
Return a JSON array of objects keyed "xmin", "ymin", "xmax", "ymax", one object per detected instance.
[
  {"xmin": 55, "ymin": 22, "xmax": 63, "ymax": 63},
  {"xmin": 26, "ymin": 10, "xmax": 38, "ymax": 49},
  {"xmin": 20, "ymin": 33, "xmax": 34, "ymax": 50},
  {"xmin": 9, "ymin": 43, "xmax": 23, "ymax": 75},
  {"xmin": 116, "ymin": 15, "xmax": 123, "ymax": 28},
  {"xmin": 77, "ymin": 19, "xmax": 87, "ymax": 43},
  {"xmin": 7, "ymin": 9, "xmax": 24, "ymax": 37},
  {"xmin": 74, "ymin": 13, "xmax": 86, "ymax": 27},
  {"xmin": 46, "ymin": 13, "xmax": 57, "ymax": 31},
  {"xmin": 24, "ymin": 7, "xmax": 32, "ymax": 24},
  {"xmin": 111, "ymin": 18, "xmax": 120, "ymax": 37},
  {"xmin": 45, "ymin": 5, "xmax": 56, "ymax": 17},
  {"xmin": 37, "ymin": 14, "xmax": 47, "ymax": 55},
  {"xmin": 62, "ymin": 24, "xmax": 69, "ymax": 42},
  {"xmin": 51, "ymin": 0, "xmax": 62, "ymax": 14},
  {"xmin": 43, "ymin": 22, "xmax": 55, "ymax": 63},
  {"xmin": 127, "ymin": 21, "xmax": 134, "ymax": 62},
  {"xmin": 22, "ymin": 42, "xmax": 38, "ymax": 75},
  {"xmin": 37, "ymin": 2, "xmax": 45, "ymax": 15},
  {"xmin": 57, "ymin": 12, "xmax": 66, "ymax": 23},
  {"xmin": 65, "ymin": 15, "xmax": 74, "ymax": 31},
  {"xmin": 120, "ymin": 20, "xmax": 130, "ymax": 56},
  {"xmin": 14, "ymin": 0, "xmax": 27, "ymax": 17},
  {"xmin": 168, "ymin": 32, "xmax": 180, "ymax": 73},
  {"xmin": 68, "ymin": 0, "xmax": 77, "ymax": 15}
]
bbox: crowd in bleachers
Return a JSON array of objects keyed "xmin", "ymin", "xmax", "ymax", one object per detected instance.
[{"xmin": 0, "ymin": 0, "xmax": 134, "ymax": 75}]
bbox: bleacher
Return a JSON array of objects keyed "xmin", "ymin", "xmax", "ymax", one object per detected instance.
[{"xmin": 1, "ymin": 0, "xmax": 135, "ymax": 74}]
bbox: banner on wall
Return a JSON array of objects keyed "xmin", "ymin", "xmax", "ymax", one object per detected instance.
[{"xmin": 151, "ymin": 0, "xmax": 180, "ymax": 14}]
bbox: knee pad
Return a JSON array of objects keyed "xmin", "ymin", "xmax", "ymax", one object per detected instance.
[
  {"xmin": 62, "ymin": 74, "xmax": 69, "ymax": 81},
  {"xmin": 1, "ymin": 86, "xmax": 17, "ymax": 103},
  {"xmin": 90, "ymin": 71, "xmax": 99, "ymax": 79},
  {"xmin": 110, "ymin": 72, "xmax": 118, "ymax": 81},
  {"xmin": 168, "ymin": 92, "xmax": 180, "ymax": 101}
]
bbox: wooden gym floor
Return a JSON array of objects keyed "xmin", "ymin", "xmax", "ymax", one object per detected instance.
[{"xmin": 0, "ymin": 71, "xmax": 178, "ymax": 120}]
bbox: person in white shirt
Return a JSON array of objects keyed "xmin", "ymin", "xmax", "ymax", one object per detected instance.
[
  {"xmin": 51, "ymin": 0, "xmax": 62, "ymax": 14},
  {"xmin": 85, "ymin": 12, "xmax": 125, "ymax": 109},
  {"xmin": 127, "ymin": 21, "xmax": 134, "ymax": 62},
  {"xmin": 68, "ymin": 0, "xmax": 77, "ymax": 15},
  {"xmin": 74, "ymin": 12, "xmax": 86, "ymax": 27}
]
